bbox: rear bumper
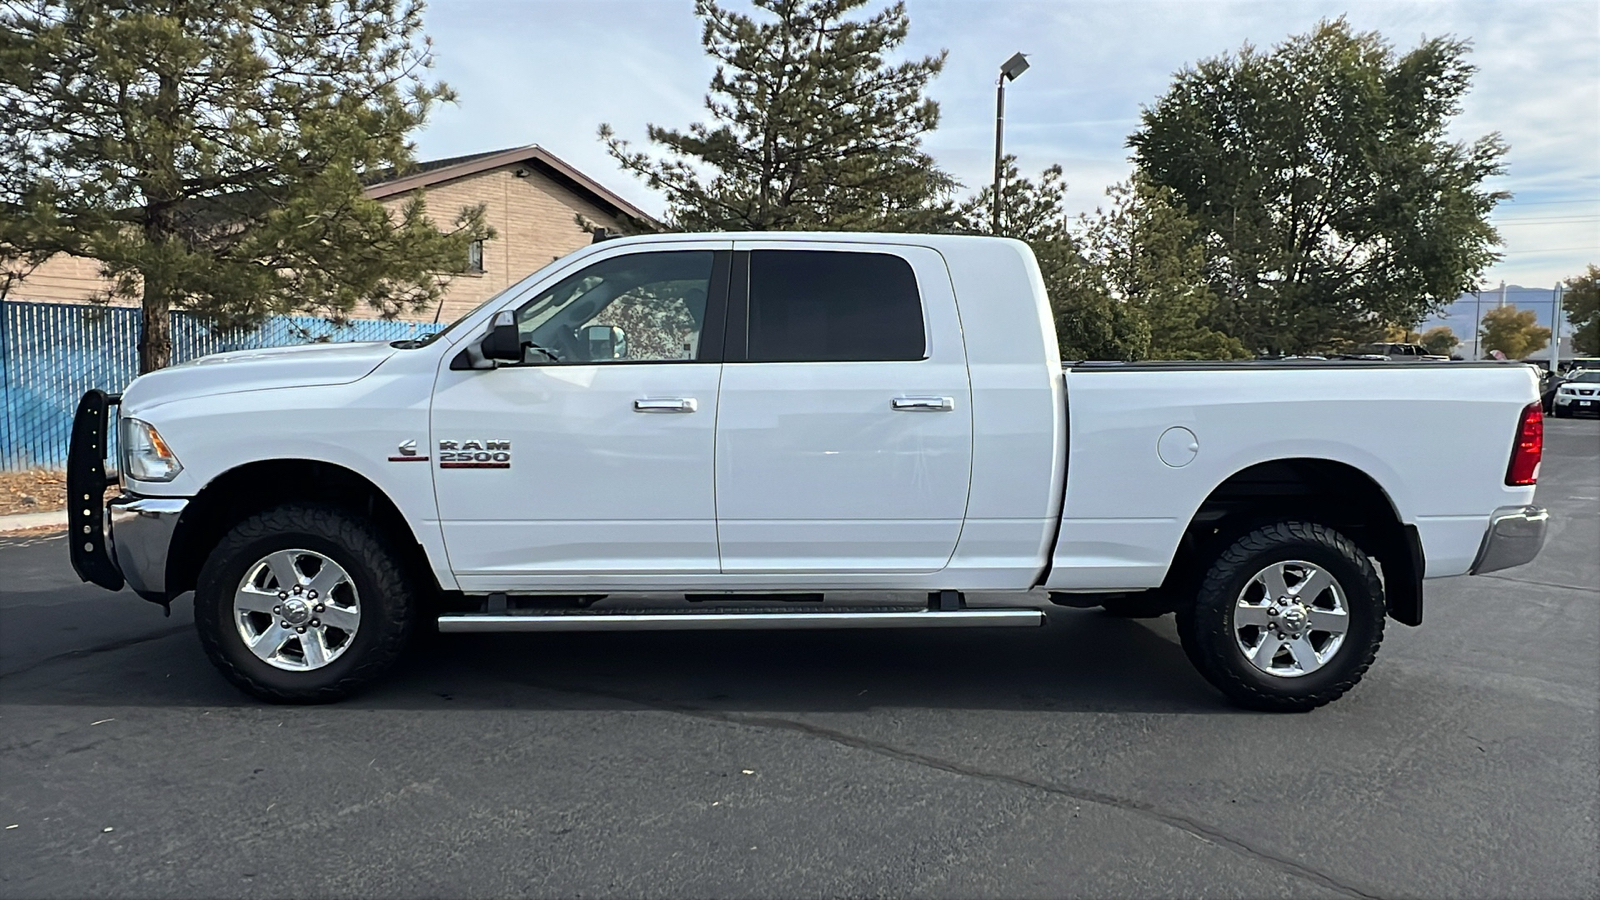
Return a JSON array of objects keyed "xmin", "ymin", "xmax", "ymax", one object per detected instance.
[{"xmin": 1468, "ymin": 505, "xmax": 1549, "ymax": 575}]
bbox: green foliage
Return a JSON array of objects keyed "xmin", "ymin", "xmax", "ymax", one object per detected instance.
[
  {"xmin": 1129, "ymin": 17, "xmax": 1507, "ymax": 355},
  {"xmin": 1563, "ymin": 265, "xmax": 1600, "ymax": 357},
  {"xmin": 600, "ymin": 0, "xmax": 957, "ymax": 232},
  {"xmin": 1419, "ymin": 325, "xmax": 1460, "ymax": 356},
  {"xmin": 1479, "ymin": 306, "xmax": 1550, "ymax": 360},
  {"xmin": 0, "ymin": 0, "xmax": 491, "ymax": 371},
  {"xmin": 960, "ymin": 158, "xmax": 1141, "ymax": 359},
  {"xmin": 964, "ymin": 161, "xmax": 1246, "ymax": 360},
  {"xmin": 1080, "ymin": 179, "xmax": 1250, "ymax": 360}
]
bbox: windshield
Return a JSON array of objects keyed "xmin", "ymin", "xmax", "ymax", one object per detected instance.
[{"xmin": 1569, "ymin": 371, "xmax": 1600, "ymax": 383}]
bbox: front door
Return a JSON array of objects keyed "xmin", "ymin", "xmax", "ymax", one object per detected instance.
[
  {"xmin": 714, "ymin": 243, "xmax": 973, "ymax": 575},
  {"xmin": 432, "ymin": 244, "xmax": 731, "ymax": 589}
]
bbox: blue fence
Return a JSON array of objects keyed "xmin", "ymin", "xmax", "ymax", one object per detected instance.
[{"xmin": 0, "ymin": 300, "xmax": 442, "ymax": 471}]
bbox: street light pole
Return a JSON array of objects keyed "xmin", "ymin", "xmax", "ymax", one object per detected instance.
[
  {"xmin": 1473, "ymin": 287, "xmax": 1483, "ymax": 359},
  {"xmin": 1552, "ymin": 282, "xmax": 1563, "ymax": 373},
  {"xmin": 992, "ymin": 79, "xmax": 1005, "ymax": 233},
  {"xmin": 992, "ymin": 52, "xmax": 1030, "ymax": 235}
]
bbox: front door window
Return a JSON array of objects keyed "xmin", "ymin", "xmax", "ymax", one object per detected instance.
[{"xmin": 511, "ymin": 251, "xmax": 715, "ymax": 364}]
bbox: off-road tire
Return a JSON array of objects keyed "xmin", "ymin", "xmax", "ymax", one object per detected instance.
[
  {"xmin": 194, "ymin": 505, "xmax": 415, "ymax": 703},
  {"xmin": 1176, "ymin": 520, "xmax": 1384, "ymax": 712}
]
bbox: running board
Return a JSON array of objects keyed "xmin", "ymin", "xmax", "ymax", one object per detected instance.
[{"xmin": 437, "ymin": 607, "xmax": 1045, "ymax": 633}]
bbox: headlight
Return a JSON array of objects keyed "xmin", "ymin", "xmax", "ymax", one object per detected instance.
[{"xmin": 121, "ymin": 418, "xmax": 183, "ymax": 482}]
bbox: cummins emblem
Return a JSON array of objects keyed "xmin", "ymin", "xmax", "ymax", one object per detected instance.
[
  {"xmin": 439, "ymin": 439, "xmax": 512, "ymax": 469},
  {"xmin": 388, "ymin": 438, "xmax": 428, "ymax": 462}
]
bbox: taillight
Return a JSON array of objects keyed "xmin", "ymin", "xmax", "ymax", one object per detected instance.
[{"xmin": 1505, "ymin": 402, "xmax": 1542, "ymax": 486}]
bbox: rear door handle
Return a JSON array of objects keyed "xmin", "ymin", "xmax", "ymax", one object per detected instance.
[
  {"xmin": 634, "ymin": 398, "xmax": 697, "ymax": 413},
  {"xmin": 891, "ymin": 396, "xmax": 954, "ymax": 412}
]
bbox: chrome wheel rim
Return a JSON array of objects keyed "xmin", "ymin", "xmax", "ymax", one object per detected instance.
[
  {"xmin": 233, "ymin": 549, "xmax": 360, "ymax": 671},
  {"xmin": 1232, "ymin": 559, "xmax": 1348, "ymax": 678}
]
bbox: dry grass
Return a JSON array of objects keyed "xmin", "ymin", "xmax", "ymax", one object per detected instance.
[{"xmin": 1, "ymin": 469, "xmax": 68, "ymax": 517}]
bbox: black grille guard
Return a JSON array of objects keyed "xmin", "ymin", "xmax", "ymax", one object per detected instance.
[{"xmin": 67, "ymin": 389, "xmax": 124, "ymax": 591}]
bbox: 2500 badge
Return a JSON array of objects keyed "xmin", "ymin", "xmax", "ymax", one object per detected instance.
[{"xmin": 439, "ymin": 439, "xmax": 511, "ymax": 469}]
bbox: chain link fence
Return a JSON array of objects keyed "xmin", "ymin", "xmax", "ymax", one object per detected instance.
[{"xmin": 0, "ymin": 300, "xmax": 442, "ymax": 470}]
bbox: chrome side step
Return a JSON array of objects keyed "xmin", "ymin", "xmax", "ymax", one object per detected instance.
[{"xmin": 437, "ymin": 607, "xmax": 1045, "ymax": 633}]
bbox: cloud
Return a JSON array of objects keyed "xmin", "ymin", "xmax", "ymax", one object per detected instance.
[{"xmin": 415, "ymin": 0, "xmax": 1598, "ymax": 281}]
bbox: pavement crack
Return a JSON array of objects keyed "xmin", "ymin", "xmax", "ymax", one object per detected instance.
[
  {"xmin": 534, "ymin": 680, "xmax": 1380, "ymax": 900},
  {"xmin": 1475, "ymin": 573, "xmax": 1598, "ymax": 594},
  {"xmin": 0, "ymin": 625, "xmax": 191, "ymax": 679}
]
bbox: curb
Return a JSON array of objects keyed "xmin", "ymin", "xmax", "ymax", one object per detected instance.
[{"xmin": 0, "ymin": 510, "xmax": 68, "ymax": 533}]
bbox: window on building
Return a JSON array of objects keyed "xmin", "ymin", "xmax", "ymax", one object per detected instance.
[
  {"xmin": 466, "ymin": 239, "xmax": 485, "ymax": 274},
  {"xmin": 746, "ymin": 250, "xmax": 925, "ymax": 362}
]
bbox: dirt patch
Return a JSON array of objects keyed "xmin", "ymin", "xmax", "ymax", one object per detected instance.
[
  {"xmin": 0, "ymin": 523, "xmax": 67, "ymax": 538},
  {"xmin": 1, "ymin": 469, "xmax": 68, "ymax": 517}
]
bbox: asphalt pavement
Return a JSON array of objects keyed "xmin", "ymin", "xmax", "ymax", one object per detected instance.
[{"xmin": 2, "ymin": 419, "xmax": 1596, "ymax": 899}]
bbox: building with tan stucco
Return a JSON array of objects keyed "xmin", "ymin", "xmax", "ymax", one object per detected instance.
[{"xmin": 7, "ymin": 144, "xmax": 658, "ymax": 325}]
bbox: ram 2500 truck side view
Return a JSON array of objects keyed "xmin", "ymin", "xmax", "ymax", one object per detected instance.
[{"xmin": 68, "ymin": 233, "xmax": 1549, "ymax": 710}]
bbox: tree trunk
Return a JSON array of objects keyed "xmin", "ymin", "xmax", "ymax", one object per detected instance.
[{"xmin": 138, "ymin": 277, "xmax": 172, "ymax": 374}]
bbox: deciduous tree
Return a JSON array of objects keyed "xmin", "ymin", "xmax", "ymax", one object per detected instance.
[
  {"xmin": 1479, "ymin": 306, "xmax": 1549, "ymax": 361},
  {"xmin": 1129, "ymin": 18, "xmax": 1507, "ymax": 355},
  {"xmin": 1562, "ymin": 265, "xmax": 1599, "ymax": 357},
  {"xmin": 600, "ymin": 0, "xmax": 957, "ymax": 232},
  {"xmin": 0, "ymin": 0, "xmax": 490, "ymax": 372},
  {"xmin": 1419, "ymin": 325, "xmax": 1460, "ymax": 357}
]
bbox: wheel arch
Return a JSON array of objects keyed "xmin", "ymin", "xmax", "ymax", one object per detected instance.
[
  {"xmin": 166, "ymin": 459, "xmax": 437, "ymax": 600},
  {"xmin": 1167, "ymin": 457, "xmax": 1424, "ymax": 626}
]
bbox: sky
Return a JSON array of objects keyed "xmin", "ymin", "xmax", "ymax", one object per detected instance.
[{"xmin": 412, "ymin": 0, "xmax": 1600, "ymax": 293}]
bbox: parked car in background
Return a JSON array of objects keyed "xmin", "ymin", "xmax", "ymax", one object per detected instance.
[
  {"xmin": 1354, "ymin": 342, "xmax": 1451, "ymax": 360},
  {"xmin": 1551, "ymin": 369, "xmax": 1600, "ymax": 418}
]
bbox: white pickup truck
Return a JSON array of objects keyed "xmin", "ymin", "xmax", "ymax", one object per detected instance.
[{"xmin": 68, "ymin": 233, "xmax": 1549, "ymax": 711}]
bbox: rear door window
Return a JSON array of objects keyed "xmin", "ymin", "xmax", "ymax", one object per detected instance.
[{"xmin": 745, "ymin": 250, "xmax": 925, "ymax": 362}]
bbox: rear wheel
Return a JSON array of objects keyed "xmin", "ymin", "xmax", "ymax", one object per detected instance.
[
  {"xmin": 1177, "ymin": 521, "xmax": 1384, "ymax": 712},
  {"xmin": 194, "ymin": 505, "xmax": 415, "ymax": 703}
]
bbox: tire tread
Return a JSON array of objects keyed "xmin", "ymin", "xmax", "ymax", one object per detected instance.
[
  {"xmin": 194, "ymin": 505, "xmax": 413, "ymax": 703},
  {"xmin": 1178, "ymin": 520, "xmax": 1384, "ymax": 712}
]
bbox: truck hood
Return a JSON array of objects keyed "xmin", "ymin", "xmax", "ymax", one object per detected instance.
[{"xmin": 120, "ymin": 341, "xmax": 397, "ymax": 413}]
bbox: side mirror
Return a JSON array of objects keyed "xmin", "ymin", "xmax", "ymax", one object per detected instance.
[
  {"xmin": 481, "ymin": 311, "xmax": 523, "ymax": 361},
  {"xmin": 584, "ymin": 324, "xmax": 627, "ymax": 360}
]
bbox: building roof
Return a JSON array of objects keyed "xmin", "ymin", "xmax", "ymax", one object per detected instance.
[{"xmin": 364, "ymin": 144, "xmax": 660, "ymax": 230}]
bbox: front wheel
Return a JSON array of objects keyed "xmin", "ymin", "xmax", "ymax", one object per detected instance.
[
  {"xmin": 1177, "ymin": 521, "xmax": 1385, "ymax": 712},
  {"xmin": 194, "ymin": 505, "xmax": 416, "ymax": 703}
]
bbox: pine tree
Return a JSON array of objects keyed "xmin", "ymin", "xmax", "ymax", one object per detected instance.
[
  {"xmin": 600, "ymin": 0, "xmax": 956, "ymax": 232},
  {"xmin": 963, "ymin": 158, "xmax": 1147, "ymax": 360},
  {"xmin": 965, "ymin": 160, "xmax": 1246, "ymax": 360},
  {"xmin": 0, "ymin": 0, "xmax": 491, "ymax": 372}
]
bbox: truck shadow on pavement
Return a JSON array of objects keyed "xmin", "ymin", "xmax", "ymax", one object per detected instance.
[{"xmin": 4, "ymin": 607, "xmax": 1236, "ymax": 715}]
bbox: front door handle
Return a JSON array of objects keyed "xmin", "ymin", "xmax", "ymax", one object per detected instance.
[
  {"xmin": 634, "ymin": 398, "xmax": 697, "ymax": 413},
  {"xmin": 891, "ymin": 396, "xmax": 954, "ymax": 412}
]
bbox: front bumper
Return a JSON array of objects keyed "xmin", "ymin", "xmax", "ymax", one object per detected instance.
[
  {"xmin": 1468, "ymin": 505, "xmax": 1549, "ymax": 575},
  {"xmin": 107, "ymin": 494, "xmax": 188, "ymax": 597},
  {"xmin": 66, "ymin": 389, "xmax": 187, "ymax": 602}
]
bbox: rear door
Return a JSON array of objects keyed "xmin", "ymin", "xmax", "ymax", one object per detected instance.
[{"xmin": 714, "ymin": 242, "xmax": 973, "ymax": 575}]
